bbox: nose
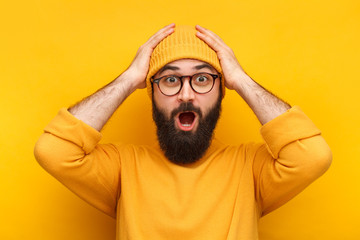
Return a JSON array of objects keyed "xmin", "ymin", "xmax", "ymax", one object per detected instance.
[{"xmin": 177, "ymin": 78, "xmax": 195, "ymax": 102}]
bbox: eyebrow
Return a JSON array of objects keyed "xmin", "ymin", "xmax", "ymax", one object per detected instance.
[
  {"xmin": 157, "ymin": 63, "xmax": 216, "ymax": 76},
  {"xmin": 157, "ymin": 65, "xmax": 180, "ymax": 75},
  {"xmin": 193, "ymin": 63, "xmax": 215, "ymax": 71}
]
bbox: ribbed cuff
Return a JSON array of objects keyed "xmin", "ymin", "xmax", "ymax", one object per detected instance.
[
  {"xmin": 44, "ymin": 108, "xmax": 102, "ymax": 154},
  {"xmin": 260, "ymin": 106, "xmax": 321, "ymax": 159}
]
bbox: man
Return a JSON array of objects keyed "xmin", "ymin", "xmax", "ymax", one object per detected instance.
[{"xmin": 34, "ymin": 24, "xmax": 332, "ymax": 239}]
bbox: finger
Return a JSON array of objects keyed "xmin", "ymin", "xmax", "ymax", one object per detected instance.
[
  {"xmin": 146, "ymin": 23, "xmax": 175, "ymax": 48},
  {"xmin": 131, "ymin": 24, "xmax": 175, "ymax": 66},
  {"xmin": 196, "ymin": 31, "xmax": 222, "ymax": 52},
  {"xmin": 147, "ymin": 23, "xmax": 175, "ymax": 42},
  {"xmin": 195, "ymin": 25, "xmax": 225, "ymax": 45},
  {"xmin": 195, "ymin": 25, "xmax": 226, "ymax": 52}
]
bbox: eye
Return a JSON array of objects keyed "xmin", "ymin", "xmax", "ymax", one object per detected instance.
[
  {"xmin": 193, "ymin": 74, "xmax": 211, "ymax": 86},
  {"xmin": 160, "ymin": 76, "xmax": 180, "ymax": 87},
  {"xmin": 165, "ymin": 76, "xmax": 178, "ymax": 83},
  {"xmin": 196, "ymin": 75, "xmax": 208, "ymax": 82}
]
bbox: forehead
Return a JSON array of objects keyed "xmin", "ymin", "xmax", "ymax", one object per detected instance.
[{"xmin": 155, "ymin": 59, "xmax": 217, "ymax": 77}]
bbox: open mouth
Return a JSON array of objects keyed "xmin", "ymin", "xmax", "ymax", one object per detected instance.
[{"xmin": 176, "ymin": 111, "xmax": 197, "ymax": 131}]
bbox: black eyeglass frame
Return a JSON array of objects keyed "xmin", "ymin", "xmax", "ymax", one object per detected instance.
[{"xmin": 151, "ymin": 72, "xmax": 221, "ymax": 96}]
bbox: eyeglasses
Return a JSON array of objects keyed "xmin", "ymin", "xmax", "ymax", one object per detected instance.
[{"xmin": 151, "ymin": 72, "xmax": 220, "ymax": 96}]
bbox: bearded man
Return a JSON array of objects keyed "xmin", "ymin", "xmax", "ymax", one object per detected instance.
[{"xmin": 34, "ymin": 24, "xmax": 332, "ymax": 240}]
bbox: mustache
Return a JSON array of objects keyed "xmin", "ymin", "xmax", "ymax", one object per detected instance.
[{"xmin": 170, "ymin": 102, "xmax": 203, "ymax": 119}]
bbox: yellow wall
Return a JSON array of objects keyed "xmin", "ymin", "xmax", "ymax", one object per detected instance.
[{"xmin": 1, "ymin": 0, "xmax": 359, "ymax": 239}]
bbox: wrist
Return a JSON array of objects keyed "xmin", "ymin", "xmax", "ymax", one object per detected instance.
[
  {"xmin": 118, "ymin": 69, "xmax": 146, "ymax": 92},
  {"xmin": 229, "ymin": 70, "xmax": 253, "ymax": 92},
  {"xmin": 114, "ymin": 71, "xmax": 140, "ymax": 94}
]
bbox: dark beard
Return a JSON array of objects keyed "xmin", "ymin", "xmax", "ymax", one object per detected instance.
[{"xmin": 152, "ymin": 95, "xmax": 222, "ymax": 165}]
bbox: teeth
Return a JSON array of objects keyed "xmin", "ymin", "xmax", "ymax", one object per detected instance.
[{"xmin": 181, "ymin": 124, "xmax": 191, "ymax": 127}]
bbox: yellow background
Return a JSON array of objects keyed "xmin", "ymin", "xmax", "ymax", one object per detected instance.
[{"xmin": 1, "ymin": 0, "xmax": 359, "ymax": 239}]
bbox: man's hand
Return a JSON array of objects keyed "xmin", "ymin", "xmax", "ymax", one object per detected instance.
[
  {"xmin": 69, "ymin": 24, "xmax": 175, "ymax": 131},
  {"xmin": 195, "ymin": 25, "xmax": 246, "ymax": 90},
  {"xmin": 124, "ymin": 23, "xmax": 175, "ymax": 91},
  {"xmin": 195, "ymin": 25, "xmax": 290, "ymax": 125}
]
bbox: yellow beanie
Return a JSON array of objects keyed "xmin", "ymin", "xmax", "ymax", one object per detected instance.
[{"xmin": 146, "ymin": 25, "xmax": 225, "ymax": 98}]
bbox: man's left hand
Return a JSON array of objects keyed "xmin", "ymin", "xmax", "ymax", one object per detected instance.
[{"xmin": 195, "ymin": 25, "xmax": 248, "ymax": 90}]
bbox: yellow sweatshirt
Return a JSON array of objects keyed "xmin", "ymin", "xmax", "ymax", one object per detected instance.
[{"xmin": 34, "ymin": 106, "xmax": 332, "ymax": 240}]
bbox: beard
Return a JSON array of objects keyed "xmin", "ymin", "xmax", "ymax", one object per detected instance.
[{"xmin": 152, "ymin": 95, "xmax": 222, "ymax": 165}]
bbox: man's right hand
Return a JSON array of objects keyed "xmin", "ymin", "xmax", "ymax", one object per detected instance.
[
  {"xmin": 68, "ymin": 24, "xmax": 175, "ymax": 131},
  {"xmin": 123, "ymin": 23, "xmax": 175, "ymax": 91}
]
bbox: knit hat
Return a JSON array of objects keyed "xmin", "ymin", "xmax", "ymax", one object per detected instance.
[{"xmin": 146, "ymin": 25, "xmax": 225, "ymax": 98}]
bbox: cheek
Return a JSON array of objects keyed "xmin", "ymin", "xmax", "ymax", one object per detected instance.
[
  {"xmin": 153, "ymin": 91, "xmax": 176, "ymax": 119},
  {"xmin": 200, "ymin": 85, "xmax": 221, "ymax": 112},
  {"xmin": 153, "ymin": 86, "xmax": 167, "ymax": 108}
]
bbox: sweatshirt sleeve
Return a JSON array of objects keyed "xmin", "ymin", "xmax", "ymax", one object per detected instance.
[
  {"xmin": 252, "ymin": 106, "xmax": 332, "ymax": 216},
  {"xmin": 34, "ymin": 108, "xmax": 121, "ymax": 218}
]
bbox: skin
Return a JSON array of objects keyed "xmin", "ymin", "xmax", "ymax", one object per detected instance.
[
  {"xmin": 152, "ymin": 59, "xmax": 221, "ymax": 132},
  {"xmin": 69, "ymin": 23, "xmax": 290, "ymax": 133},
  {"xmin": 69, "ymin": 23, "xmax": 176, "ymax": 131},
  {"xmin": 195, "ymin": 25, "xmax": 290, "ymax": 124}
]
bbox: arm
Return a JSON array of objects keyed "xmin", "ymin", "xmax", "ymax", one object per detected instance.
[
  {"xmin": 196, "ymin": 26, "xmax": 332, "ymax": 215},
  {"xmin": 253, "ymin": 107, "xmax": 332, "ymax": 215},
  {"xmin": 34, "ymin": 24, "xmax": 175, "ymax": 217},
  {"xmin": 195, "ymin": 25, "xmax": 290, "ymax": 125},
  {"xmin": 69, "ymin": 24, "xmax": 175, "ymax": 131}
]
